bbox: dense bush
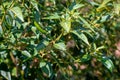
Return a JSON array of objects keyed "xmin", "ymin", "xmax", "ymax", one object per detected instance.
[{"xmin": 0, "ymin": 0, "xmax": 120, "ymax": 80}]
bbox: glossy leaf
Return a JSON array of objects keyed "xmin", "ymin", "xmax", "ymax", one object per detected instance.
[
  {"xmin": 40, "ymin": 62, "xmax": 46, "ymax": 68},
  {"xmin": 30, "ymin": 0, "xmax": 39, "ymax": 11},
  {"xmin": 69, "ymin": 1, "xmax": 84, "ymax": 10},
  {"xmin": 10, "ymin": 7, "xmax": 24, "ymax": 22},
  {"xmin": 114, "ymin": 3, "xmax": 120, "ymax": 15},
  {"xmin": 12, "ymin": 67, "xmax": 17, "ymax": 77},
  {"xmin": 53, "ymin": 42, "xmax": 66, "ymax": 51},
  {"xmin": 0, "ymin": 70, "xmax": 11, "ymax": 80},
  {"xmin": 72, "ymin": 4, "xmax": 84, "ymax": 10},
  {"xmin": 71, "ymin": 30, "xmax": 89, "ymax": 45},
  {"xmin": 101, "ymin": 56, "xmax": 114, "ymax": 72},
  {"xmin": 79, "ymin": 16, "xmax": 95, "ymax": 33},
  {"xmin": 21, "ymin": 50, "xmax": 32, "ymax": 58},
  {"xmin": 36, "ymin": 40, "xmax": 49, "ymax": 50},
  {"xmin": 31, "ymin": 26, "xmax": 37, "ymax": 34},
  {"xmin": 90, "ymin": 1, "xmax": 99, "ymax": 7},
  {"xmin": 34, "ymin": 21, "xmax": 47, "ymax": 34},
  {"xmin": 96, "ymin": 46, "xmax": 106, "ymax": 51},
  {"xmin": 100, "ymin": 15, "xmax": 110, "ymax": 23},
  {"xmin": 81, "ymin": 53, "xmax": 91, "ymax": 62},
  {"xmin": 40, "ymin": 62, "xmax": 53, "ymax": 77},
  {"xmin": 60, "ymin": 19, "xmax": 71, "ymax": 33},
  {"xmin": 97, "ymin": 0, "xmax": 111, "ymax": 12},
  {"xmin": 43, "ymin": 13, "xmax": 60, "ymax": 19}
]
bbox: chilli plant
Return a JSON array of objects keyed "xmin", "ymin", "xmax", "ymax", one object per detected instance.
[{"xmin": 0, "ymin": 0, "xmax": 120, "ymax": 80}]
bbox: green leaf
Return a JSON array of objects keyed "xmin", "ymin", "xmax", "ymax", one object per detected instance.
[
  {"xmin": 60, "ymin": 19, "xmax": 71, "ymax": 33},
  {"xmin": 0, "ymin": 25, "xmax": 3, "ymax": 34},
  {"xmin": 34, "ymin": 21, "xmax": 47, "ymax": 34},
  {"xmin": 90, "ymin": 1, "xmax": 99, "ymax": 7},
  {"xmin": 0, "ymin": 70, "xmax": 11, "ymax": 80},
  {"xmin": 97, "ymin": 0, "xmax": 111, "ymax": 12},
  {"xmin": 21, "ymin": 50, "xmax": 31, "ymax": 58},
  {"xmin": 36, "ymin": 40, "xmax": 49, "ymax": 51},
  {"xmin": 43, "ymin": 13, "xmax": 60, "ymax": 19},
  {"xmin": 79, "ymin": 16, "xmax": 95, "ymax": 33},
  {"xmin": 96, "ymin": 46, "xmax": 106, "ymax": 51},
  {"xmin": 82, "ymin": 29, "xmax": 93, "ymax": 38},
  {"xmin": 40, "ymin": 62, "xmax": 46, "ymax": 68},
  {"xmin": 114, "ymin": 3, "xmax": 120, "ymax": 15},
  {"xmin": 72, "ymin": 4, "xmax": 84, "ymax": 10},
  {"xmin": 33, "ymin": 48, "xmax": 38, "ymax": 56},
  {"xmin": 101, "ymin": 56, "xmax": 114, "ymax": 72},
  {"xmin": 81, "ymin": 53, "xmax": 91, "ymax": 62},
  {"xmin": 69, "ymin": 1, "xmax": 84, "ymax": 11},
  {"xmin": 40, "ymin": 62, "xmax": 53, "ymax": 77},
  {"xmin": 53, "ymin": 42, "xmax": 66, "ymax": 51},
  {"xmin": 30, "ymin": 0, "xmax": 39, "ymax": 11},
  {"xmin": 12, "ymin": 67, "xmax": 17, "ymax": 77},
  {"xmin": 31, "ymin": 26, "xmax": 37, "ymax": 34},
  {"xmin": 100, "ymin": 15, "xmax": 110, "ymax": 23},
  {"xmin": 71, "ymin": 30, "xmax": 89, "ymax": 45},
  {"xmin": 10, "ymin": 7, "xmax": 24, "ymax": 22}
]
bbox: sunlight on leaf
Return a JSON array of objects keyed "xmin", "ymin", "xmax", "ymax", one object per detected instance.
[
  {"xmin": 53, "ymin": 42, "xmax": 66, "ymax": 51},
  {"xmin": 43, "ymin": 13, "xmax": 60, "ymax": 19},
  {"xmin": 34, "ymin": 21, "xmax": 47, "ymax": 34},
  {"xmin": 71, "ymin": 30, "xmax": 89, "ymax": 45},
  {"xmin": 101, "ymin": 56, "xmax": 114, "ymax": 72},
  {"xmin": 0, "ymin": 70, "xmax": 11, "ymax": 80},
  {"xmin": 72, "ymin": 4, "xmax": 84, "ymax": 10},
  {"xmin": 79, "ymin": 16, "xmax": 95, "ymax": 33},
  {"xmin": 97, "ymin": 0, "xmax": 111, "ymax": 12},
  {"xmin": 21, "ymin": 50, "xmax": 32, "ymax": 58},
  {"xmin": 69, "ymin": 1, "xmax": 84, "ymax": 11},
  {"xmin": 40, "ymin": 62, "xmax": 46, "ymax": 68},
  {"xmin": 10, "ymin": 7, "xmax": 24, "ymax": 22},
  {"xmin": 40, "ymin": 62, "xmax": 53, "ymax": 77},
  {"xmin": 12, "ymin": 67, "xmax": 17, "ymax": 77},
  {"xmin": 81, "ymin": 53, "xmax": 91, "ymax": 62},
  {"xmin": 30, "ymin": 0, "xmax": 39, "ymax": 11},
  {"xmin": 60, "ymin": 19, "xmax": 71, "ymax": 34},
  {"xmin": 114, "ymin": 3, "xmax": 120, "ymax": 15}
]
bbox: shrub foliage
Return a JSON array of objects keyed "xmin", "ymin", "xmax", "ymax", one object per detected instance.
[{"xmin": 0, "ymin": 0, "xmax": 120, "ymax": 80}]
